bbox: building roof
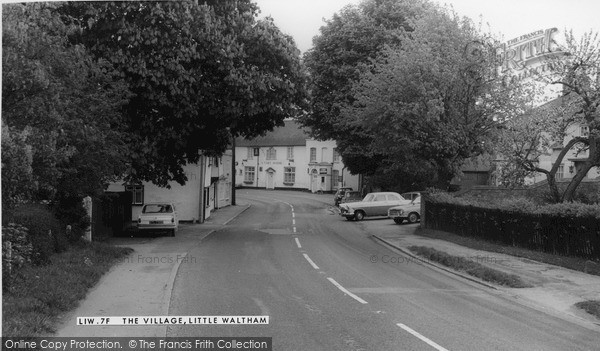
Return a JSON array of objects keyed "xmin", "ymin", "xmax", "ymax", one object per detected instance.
[{"xmin": 236, "ymin": 120, "xmax": 309, "ymax": 147}]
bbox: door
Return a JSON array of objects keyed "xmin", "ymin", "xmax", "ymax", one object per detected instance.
[
  {"xmin": 266, "ymin": 170, "xmax": 275, "ymax": 190},
  {"xmin": 310, "ymin": 169, "xmax": 319, "ymax": 193}
]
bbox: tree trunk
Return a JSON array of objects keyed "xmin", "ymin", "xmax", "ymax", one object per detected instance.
[
  {"xmin": 562, "ymin": 162, "xmax": 595, "ymax": 202},
  {"xmin": 546, "ymin": 173, "xmax": 561, "ymax": 203},
  {"xmin": 563, "ymin": 136, "xmax": 600, "ymax": 202}
]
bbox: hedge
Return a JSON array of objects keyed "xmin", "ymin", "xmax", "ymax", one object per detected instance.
[{"xmin": 423, "ymin": 196, "xmax": 600, "ymax": 260}]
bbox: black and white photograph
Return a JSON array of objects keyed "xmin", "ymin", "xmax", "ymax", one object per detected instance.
[{"xmin": 2, "ymin": 0, "xmax": 600, "ymax": 350}]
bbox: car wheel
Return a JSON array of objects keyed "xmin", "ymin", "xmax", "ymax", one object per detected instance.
[
  {"xmin": 169, "ymin": 229, "xmax": 175, "ymax": 237},
  {"xmin": 408, "ymin": 213, "xmax": 419, "ymax": 224},
  {"xmin": 393, "ymin": 218, "xmax": 403, "ymax": 224},
  {"xmin": 355, "ymin": 210, "xmax": 365, "ymax": 221}
]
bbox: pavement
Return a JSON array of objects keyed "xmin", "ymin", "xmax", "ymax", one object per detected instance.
[
  {"xmin": 54, "ymin": 203, "xmax": 251, "ymax": 337},
  {"xmin": 372, "ymin": 224, "xmax": 600, "ymax": 327},
  {"xmin": 54, "ymin": 197, "xmax": 600, "ymax": 337}
]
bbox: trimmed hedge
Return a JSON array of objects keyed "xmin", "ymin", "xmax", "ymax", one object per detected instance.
[{"xmin": 424, "ymin": 194, "xmax": 600, "ymax": 260}]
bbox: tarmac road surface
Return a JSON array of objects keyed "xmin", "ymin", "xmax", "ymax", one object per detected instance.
[{"xmin": 166, "ymin": 190, "xmax": 600, "ymax": 351}]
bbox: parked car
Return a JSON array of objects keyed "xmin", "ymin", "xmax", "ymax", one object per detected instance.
[
  {"xmin": 333, "ymin": 187, "xmax": 354, "ymax": 206},
  {"xmin": 339, "ymin": 192, "xmax": 409, "ymax": 221},
  {"xmin": 388, "ymin": 195, "xmax": 421, "ymax": 224},
  {"xmin": 137, "ymin": 203, "xmax": 179, "ymax": 236},
  {"xmin": 401, "ymin": 191, "xmax": 421, "ymax": 202},
  {"xmin": 341, "ymin": 191, "xmax": 363, "ymax": 204}
]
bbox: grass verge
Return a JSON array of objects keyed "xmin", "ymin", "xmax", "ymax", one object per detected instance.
[
  {"xmin": 2, "ymin": 241, "xmax": 133, "ymax": 336},
  {"xmin": 415, "ymin": 227, "xmax": 600, "ymax": 276},
  {"xmin": 575, "ymin": 300, "xmax": 600, "ymax": 320},
  {"xmin": 408, "ymin": 245, "xmax": 532, "ymax": 288}
]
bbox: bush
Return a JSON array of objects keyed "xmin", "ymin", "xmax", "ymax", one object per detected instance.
[
  {"xmin": 424, "ymin": 193, "xmax": 600, "ymax": 259},
  {"xmin": 3, "ymin": 204, "xmax": 68, "ymax": 264},
  {"xmin": 52, "ymin": 195, "xmax": 90, "ymax": 242},
  {"xmin": 2, "ymin": 223, "xmax": 33, "ymax": 287}
]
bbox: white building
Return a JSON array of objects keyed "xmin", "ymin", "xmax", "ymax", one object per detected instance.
[
  {"xmin": 235, "ymin": 120, "xmax": 361, "ymax": 192},
  {"xmin": 107, "ymin": 151, "xmax": 232, "ymax": 223}
]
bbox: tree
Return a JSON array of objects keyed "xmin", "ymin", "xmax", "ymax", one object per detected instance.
[
  {"xmin": 495, "ymin": 31, "xmax": 600, "ymax": 202},
  {"xmin": 302, "ymin": 0, "xmax": 428, "ymax": 141},
  {"xmin": 303, "ymin": 0, "xmax": 531, "ymax": 190},
  {"xmin": 2, "ymin": 2, "xmax": 131, "ymax": 203},
  {"xmin": 61, "ymin": 1, "xmax": 307, "ymax": 187}
]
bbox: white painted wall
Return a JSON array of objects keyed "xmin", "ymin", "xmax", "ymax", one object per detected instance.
[{"xmin": 106, "ymin": 162, "xmax": 203, "ymax": 222}]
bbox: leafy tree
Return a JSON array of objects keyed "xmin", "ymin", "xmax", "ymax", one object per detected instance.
[
  {"xmin": 302, "ymin": 0, "xmax": 428, "ymax": 141},
  {"xmin": 2, "ymin": 3, "xmax": 130, "ymax": 203},
  {"xmin": 1, "ymin": 121, "xmax": 34, "ymax": 209},
  {"xmin": 303, "ymin": 0, "xmax": 531, "ymax": 189},
  {"xmin": 61, "ymin": 0, "xmax": 307, "ymax": 187},
  {"xmin": 494, "ymin": 31, "xmax": 600, "ymax": 202}
]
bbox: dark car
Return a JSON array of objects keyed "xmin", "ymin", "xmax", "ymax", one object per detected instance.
[
  {"xmin": 341, "ymin": 191, "xmax": 363, "ymax": 204},
  {"xmin": 333, "ymin": 187, "xmax": 353, "ymax": 206}
]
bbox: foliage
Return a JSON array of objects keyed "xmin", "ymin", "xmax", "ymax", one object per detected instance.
[
  {"xmin": 408, "ymin": 246, "xmax": 531, "ymax": 287},
  {"xmin": 1, "ymin": 121, "xmax": 35, "ymax": 209},
  {"xmin": 2, "ymin": 223, "xmax": 34, "ymax": 286},
  {"xmin": 2, "ymin": 241, "xmax": 133, "ymax": 336},
  {"xmin": 427, "ymin": 192, "xmax": 600, "ymax": 217},
  {"xmin": 302, "ymin": 0, "xmax": 532, "ymax": 190},
  {"xmin": 52, "ymin": 195, "xmax": 90, "ymax": 242},
  {"xmin": 2, "ymin": 2, "xmax": 131, "ymax": 201},
  {"xmin": 61, "ymin": 1, "xmax": 307, "ymax": 187},
  {"xmin": 3, "ymin": 204, "xmax": 67, "ymax": 265},
  {"xmin": 302, "ymin": 0, "xmax": 427, "ymax": 140},
  {"xmin": 494, "ymin": 30, "xmax": 600, "ymax": 202},
  {"xmin": 424, "ymin": 196, "xmax": 600, "ymax": 259}
]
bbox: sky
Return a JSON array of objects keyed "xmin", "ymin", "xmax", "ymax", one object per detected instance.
[{"xmin": 254, "ymin": 0, "xmax": 600, "ymax": 53}]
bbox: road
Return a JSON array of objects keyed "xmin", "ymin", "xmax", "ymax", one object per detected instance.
[{"xmin": 167, "ymin": 189, "xmax": 599, "ymax": 350}]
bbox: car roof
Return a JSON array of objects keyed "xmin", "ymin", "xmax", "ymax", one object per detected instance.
[{"xmin": 366, "ymin": 192, "xmax": 401, "ymax": 195}]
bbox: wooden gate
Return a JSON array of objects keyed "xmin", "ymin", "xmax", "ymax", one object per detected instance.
[{"xmin": 91, "ymin": 192, "xmax": 132, "ymax": 239}]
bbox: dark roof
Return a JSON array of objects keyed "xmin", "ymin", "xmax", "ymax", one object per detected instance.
[{"xmin": 236, "ymin": 120, "xmax": 309, "ymax": 147}]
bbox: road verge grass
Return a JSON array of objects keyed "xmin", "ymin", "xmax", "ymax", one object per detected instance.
[
  {"xmin": 408, "ymin": 245, "xmax": 532, "ymax": 288},
  {"xmin": 2, "ymin": 241, "xmax": 133, "ymax": 336},
  {"xmin": 575, "ymin": 300, "xmax": 600, "ymax": 320}
]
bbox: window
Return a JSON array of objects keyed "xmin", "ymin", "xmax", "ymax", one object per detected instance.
[
  {"xmin": 266, "ymin": 147, "xmax": 277, "ymax": 160},
  {"xmin": 387, "ymin": 194, "xmax": 400, "ymax": 201},
  {"xmin": 321, "ymin": 147, "xmax": 328, "ymax": 162},
  {"xmin": 287, "ymin": 147, "xmax": 294, "ymax": 160},
  {"xmin": 333, "ymin": 148, "xmax": 340, "ymax": 162},
  {"xmin": 556, "ymin": 164, "xmax": 564, "ymax": 179},
  {"xmin": 332, "ymin": 170, "xmax": 340, "ymax": 186},
  {"xmin": 319, "ymin": 168, "xmax": 328, "ymax": 174},
  {"xmin": 247, "ymin": 147, "xmax": 253, "ymax": 160},
  {"xmin": 374, "ymin": 194, "xmax": 386, "ymax": 202},
  {"xmin": 284, "ymin": 167, "xmax": 295, "ymax": 184},
  {"xmin": 310, "ymin": 147, "xmax": 317, "ymax": 162},
  {"xmin": 244, "ymin": 166, "xmax": 255, "ymax": 183},
  {"xmin": 126, "ymin": 185, "xmax": 144, "ymax": 205}
]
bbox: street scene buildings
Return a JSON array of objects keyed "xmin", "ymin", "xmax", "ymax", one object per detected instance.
[{"xmin": 2, "ymin": 1, "xmax": 600, "ymax": 350}]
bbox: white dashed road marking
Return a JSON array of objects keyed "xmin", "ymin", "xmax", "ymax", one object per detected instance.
[
  {"xmin": 295, "ymin": 238, "xmax": 302, "ymax": 249},
  {"xmin": 303, "ymin": 253, "xmax": 320, "ymax": 270},
  {"xmin": 326, "ymin": 277, "xmax": 368, "ymax": 304},
  {"xmin": 397, "ymin": 323, "xmax": 449, "ymax": 351}
]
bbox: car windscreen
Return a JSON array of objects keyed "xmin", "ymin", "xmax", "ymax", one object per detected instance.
[{"xmin": 143, "ymin": 204, "xmax": 173, "ymax": 213}]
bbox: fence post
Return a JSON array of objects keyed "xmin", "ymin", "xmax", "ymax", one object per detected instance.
[
  {"xmin": 83, "ymin": 196, "xmax": 92, "ymax": 242},
  {"xmin": 420, "ymin": 192, "xmax": 429, "ymax": 228}
]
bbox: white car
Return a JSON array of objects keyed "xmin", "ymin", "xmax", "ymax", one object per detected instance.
[
  {"xmin": 388, "ymin": 195, "xmax": 421, "ymax": 224},
  {"xmin": 137, "ymin": 203, "xmax": 179, "ymax": 236},
  {"xmin": 339, "ymin": 192, "xmax": 410, "ymax": 221}
]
